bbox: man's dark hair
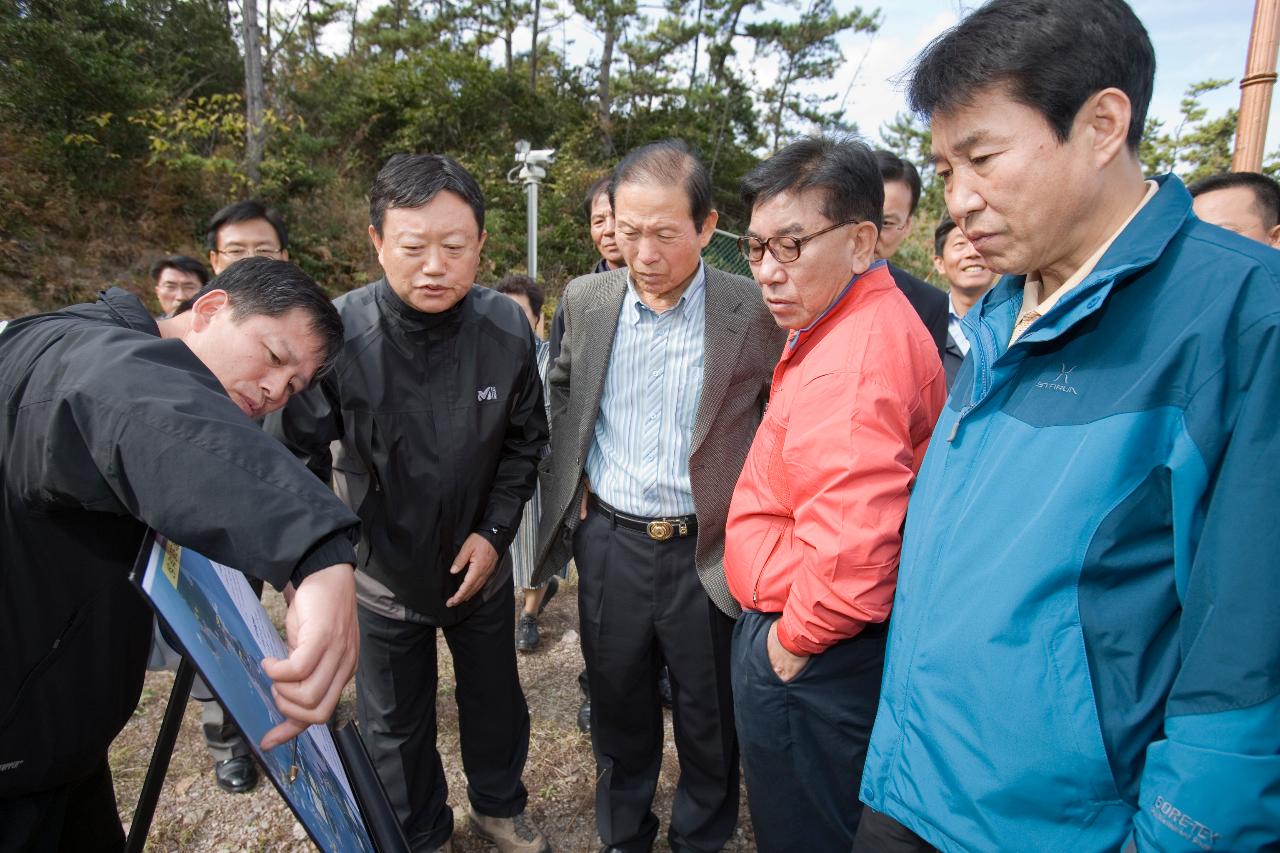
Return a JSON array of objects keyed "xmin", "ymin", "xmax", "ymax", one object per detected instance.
[
  {"xmin": 934, "ymin": 214, "xmax": 960, "ymax": 256},
  {"xmin": 149, "ymin": 254, "xmax": 210, "ymax": 285},
  {"xmin": 740, "ymin": 136, "xmax": 884, "ymax": 233},
  {"xmin": 874, "ymin": 149, "xmax": 923, "ymax": 215},
  {"xmin": 907, "ymin": 0, "xmax": 1155, "ymax": 151},
  {"xmin": 610, "ymin": 140, "xmax": 713, "ymax": 231},
  {"xmin": 205, "ymin": 200, "xmax": 290, "ymax": 252},
  {"xmin": 494, "ymin": 274, "xmax": 545, "ymax": 319},
  {"xmin": 582, "ymin": 174, "xmax": 613, "ymax": 221},
  {"xmin": 370, "ymin": 153, "xmax": 486, "ymax": 237},
  {"xmin": 192, "ymin": 258, "xmax": 343, "ymax": 374},
  {"xmin": 1187, "ymin": 171, "xmax": 1280, "ymax": 230}
]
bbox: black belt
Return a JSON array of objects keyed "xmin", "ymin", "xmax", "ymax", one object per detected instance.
[{"xmin": 588, "ymin": 494, "xmax": 698, "ymax": 541}]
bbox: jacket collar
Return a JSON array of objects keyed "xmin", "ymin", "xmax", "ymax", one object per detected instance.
[
  {"xmin": 967, "ymin": 173, "xmax": 1192, "ymax": 351},
  {"xmin": 786, "ymin": 259, "xmax": 892, "ymax": 352},
  {"xmin": 100, "ymin": 287, "xmax": 161, "ymax": 337},
  {"xmin": 374, "ymin": 277, "xmax": 466, "ymax": 334},
  {"xmin": 690, "ymin": 265, "xmax": 751, "ymax": 458}
]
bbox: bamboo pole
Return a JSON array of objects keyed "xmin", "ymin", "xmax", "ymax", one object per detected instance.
[{"xmin": 1233, "ymin": 0, "xmax": 1280, "ymax": 172}]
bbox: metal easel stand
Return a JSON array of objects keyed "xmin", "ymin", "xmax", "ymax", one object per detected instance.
[{"xmin": 124, "ymin": 658, "xmax": 195, "ymax": 853}]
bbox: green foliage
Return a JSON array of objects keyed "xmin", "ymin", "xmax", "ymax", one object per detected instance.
[
  {"xmin": 1141, "ymin": 78, "xmax": 1239, "ymax": 181},
  {"xmin": 127, "ymin": 93, "xmax": 328, "ymax": 202},
  {"xmin": 745, "ymin": 1, "xmax": 880, "ymax": 151},
  {"xmin": 30, "ymin": 0, "xmax": 1272, "ymax": 318},
  {"xmin": 0, "ymin": 0, "xmax": 240, "ymax": 188}
]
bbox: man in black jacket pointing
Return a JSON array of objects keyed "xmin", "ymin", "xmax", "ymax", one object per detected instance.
[{"xmin": 0, "ymin": 259, "xmax": 361, "ymax": 851}]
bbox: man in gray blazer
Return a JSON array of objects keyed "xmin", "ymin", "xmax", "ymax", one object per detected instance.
[{"xmin": 533, "ymin": 140, "xmax": 784, "ymax": 853}]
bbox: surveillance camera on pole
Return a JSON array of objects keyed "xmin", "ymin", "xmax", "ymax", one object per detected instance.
[{"xmin": 508, "ymin": 140, "xmax": 556, "ymax": 281}]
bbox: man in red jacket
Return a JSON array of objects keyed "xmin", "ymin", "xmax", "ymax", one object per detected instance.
[{"xmin": 725, "ymin": 136, "xmax": 946, "ymax": 851}]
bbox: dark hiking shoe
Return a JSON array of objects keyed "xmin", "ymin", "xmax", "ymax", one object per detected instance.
[
  {"xmin": 516, "ymin": 613, "xmax": 540, "ymax": 652},
  {"xmin": 214, "ymin": 755, "xmax": 258, "ymax": 794}
]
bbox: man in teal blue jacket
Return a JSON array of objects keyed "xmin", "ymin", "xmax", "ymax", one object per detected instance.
[{"xmin": 855, "ymin": 1, "xmax": 1280, "ymax": 851}]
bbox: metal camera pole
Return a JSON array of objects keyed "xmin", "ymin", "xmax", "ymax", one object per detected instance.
[
  {"xmin": 524, "ymin": 164, "xmax": 544, "ymax": 280},
  {"xmin": 508, "ymin": 140, "xmax": 555, "ymax": 281}
]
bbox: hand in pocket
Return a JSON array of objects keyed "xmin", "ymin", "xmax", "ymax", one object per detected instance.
[{"xmin": 767, "ymin": 620, "xmax": 811, "ymax": 683}]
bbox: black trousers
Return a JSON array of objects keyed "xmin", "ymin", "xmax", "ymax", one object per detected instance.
[
  {"xmin": 0, "ymin": 757, "xmax": 124, "ymax": 853},
  {"xmin": 850, "ymin": 808, "xmax": 938, "ymax": 852},
  {"xmin": 731, "ymin": 611, "xmax": 886, "ymax": 853},
  {"xmin": 355, "ymin": 589, "xmax": 530, "ymax": 852},
  {"xmin": 574, "ymin": 507, "xmax": 739, "ymax": 853}
]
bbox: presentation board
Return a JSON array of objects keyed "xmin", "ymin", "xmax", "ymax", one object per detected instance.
[{"xmin": 138, "ymin": 535, "xmax": 377, "ymax": 853}]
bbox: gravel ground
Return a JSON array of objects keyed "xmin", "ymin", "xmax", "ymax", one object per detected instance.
[{"xmin": 111, "ymin": 575, "xmax": 757, "ymax": 852}]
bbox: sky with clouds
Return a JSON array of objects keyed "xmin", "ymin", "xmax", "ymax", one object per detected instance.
[{"xmin": 824, "ymin": 0, "xmax": 1269, "ymax": 148}]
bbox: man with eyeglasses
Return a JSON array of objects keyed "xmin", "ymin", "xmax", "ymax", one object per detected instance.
[
  {"xmin": 207, "ymin": 200, "xmax": 290, "ymax": 275},
  {"xmin": 724, "ymin": 136, "xmax": 946, "ymax": 850},
  {"xmin": 149, "ymin": 254, "xmax": 209, "ymax": 317},
  {"xmin": 534, "ymin": 139, "xmax": 783, "ymax": 852},
  {"xmin": 873, "ymin": 150, "xmax": 949, "ymax": 362},
  {"xmin": 175, "ymin": 198, "xmax": 291, "ymax": 795}
]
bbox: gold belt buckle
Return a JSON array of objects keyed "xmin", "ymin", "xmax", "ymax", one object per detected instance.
[{"xmin": 646, "ymin": 520, "xmax": 674, "ymax": 541}]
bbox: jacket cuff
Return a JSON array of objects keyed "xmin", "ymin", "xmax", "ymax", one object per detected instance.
[
  {"xmin": 289, "ymin": 528, "xmax": 359, "ymax": 588},
  {"xmin": 474, "ymin": 523, "xmax": 512, "ymax": 555},
  {"xmin": 776, "ymin": 614, "xmax": 825, "ymax": 657}
]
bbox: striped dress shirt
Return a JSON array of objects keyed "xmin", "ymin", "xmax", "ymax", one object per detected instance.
[
  {"xmin": 511, "ymin": 339, "xmax": 556, "ymax": 589},
  {"xmin": 585, "ymin": 264, "xmax": 706, "ymax": 517}
]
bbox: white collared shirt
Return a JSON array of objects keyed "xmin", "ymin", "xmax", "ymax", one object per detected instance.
[
  {"xmin": 947, "ymin": 292, "xmax": 970, "ymax": 357},
  {"xmin": 585, "ymin": 264, "xmax": 707, "ymax": 516}
]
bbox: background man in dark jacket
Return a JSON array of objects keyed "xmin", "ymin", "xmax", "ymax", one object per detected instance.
[
  {"xmin": 149, "ymin": 254, "xmax": 208, "ymax": 317},
  {"xmin": 267, "ymin": 154, "xmax": 549, "ymax": 853},
  {"xmin": 186, "ymin": 198, "xmax": 297, "ymax": 796},
  {"xmin": 932, "ymin": 214, "xmax": 997, "ymax": 389},
  {"xmin": 548, "ymin": 172, "xmax": 624, "ymax": 364},
  {"xmin": 206, "ymin": 199, "xmax": 291, "ymax": 275},
  {"xmin": 0, "ymin": 258, "xmax": 361, "ymax": 851},
  {"xmin": 873, "ymin": 149, "xmax": 949, "ymax": 360}
]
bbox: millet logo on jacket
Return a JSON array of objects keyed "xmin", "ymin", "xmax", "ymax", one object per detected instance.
[
  {"xmin": 1036, "ymin": 364, "xmax": 1078, "ymax": 395},
  {"xmin": 477, "ymin": 385, "xmax": 498, "ymax": 402}
]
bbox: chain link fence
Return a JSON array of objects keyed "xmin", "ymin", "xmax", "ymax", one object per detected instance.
[{"xmin": 701, "ymin": 229, "xmax": 752, "ymax": 278}]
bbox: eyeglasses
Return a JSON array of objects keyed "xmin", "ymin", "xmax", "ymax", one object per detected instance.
[
  {"xmin": 737, "ymin": 220, "xmax": 861, "ymax": 264},
  {"xmin": 881, "ymin": 218, "xmax": 909, "ymax": 233},
  {"xmin": 156, "ymin": 283, "xmax": 201, "ymax": 294},
  {"xmin": 215, "ymin": 247, "xmax": 283, "ymax": 260}
]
